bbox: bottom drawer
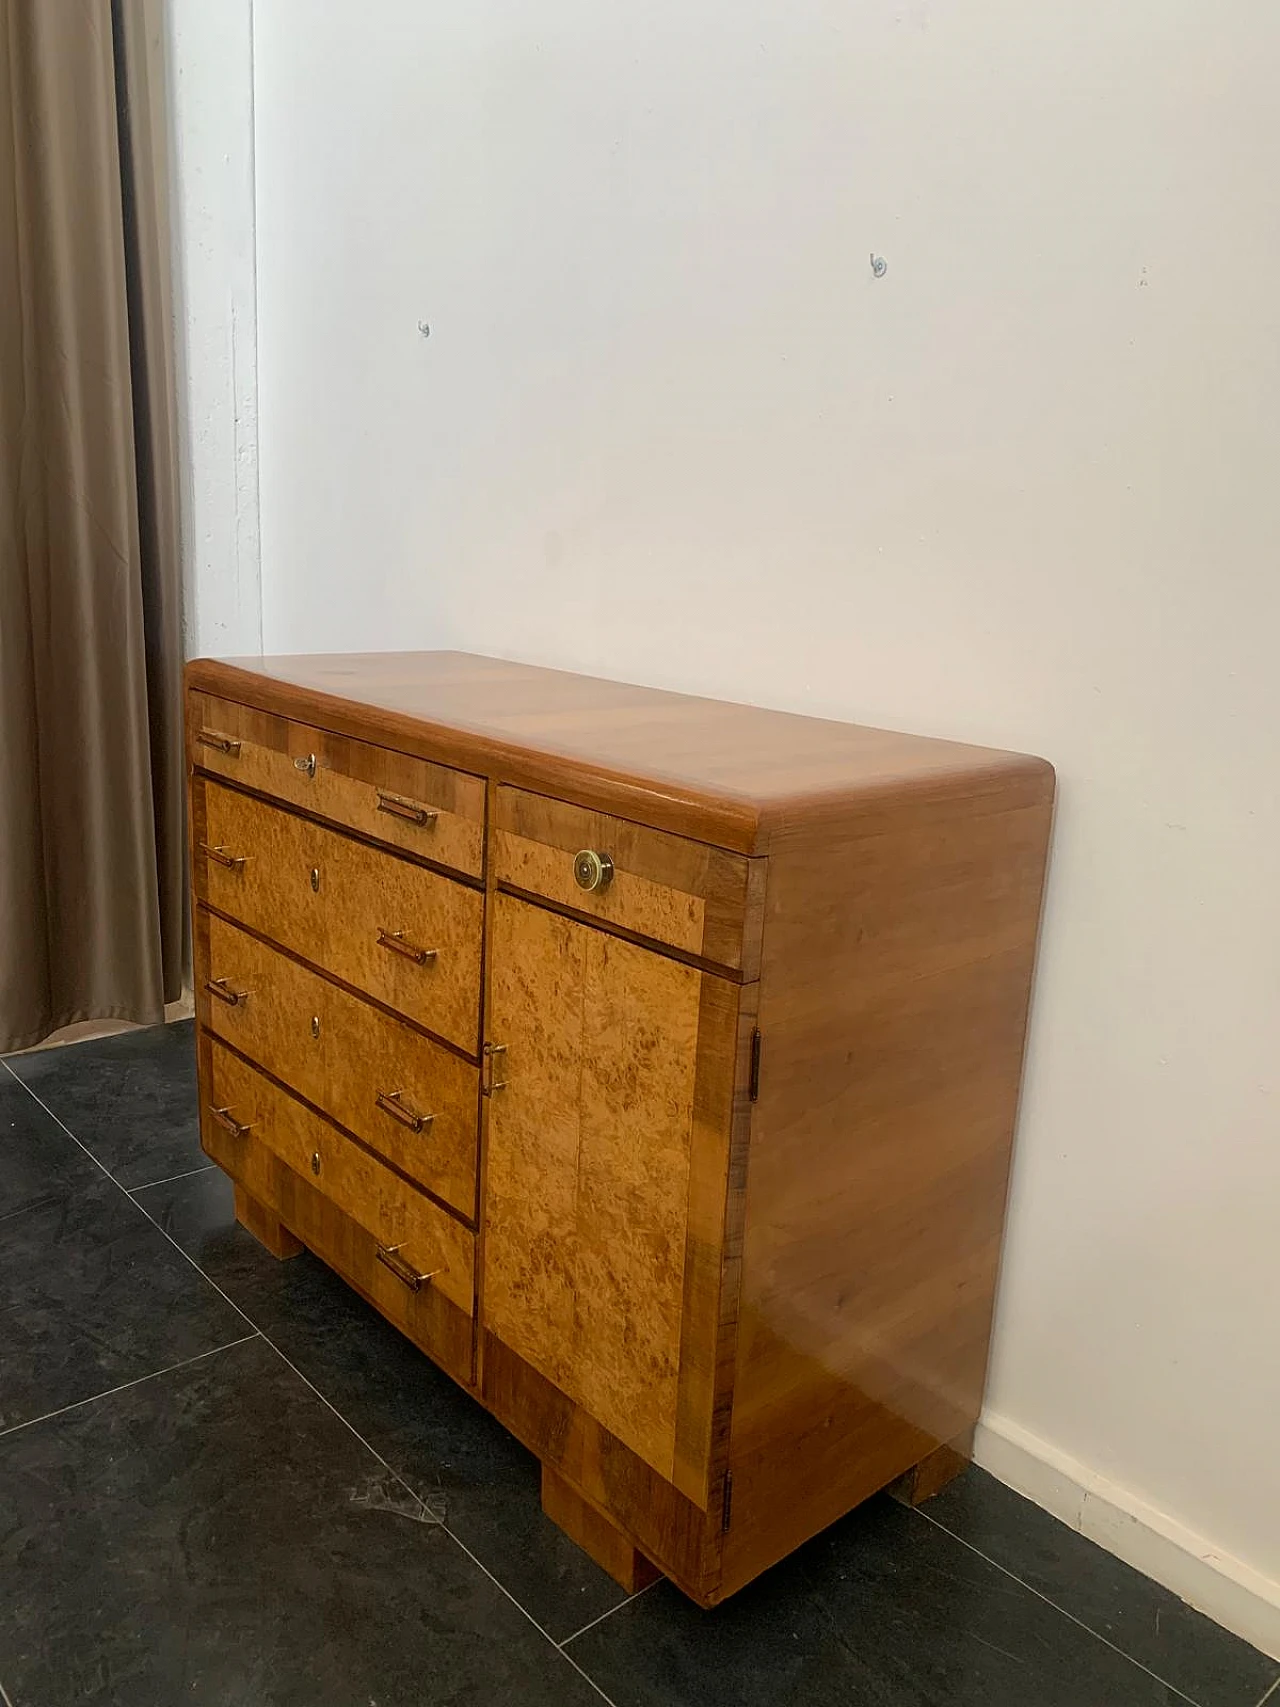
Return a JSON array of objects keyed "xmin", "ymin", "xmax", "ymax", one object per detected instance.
[{"xmin": 202, "ymin": 1036, "xmax": 475, "ymax": 1328}]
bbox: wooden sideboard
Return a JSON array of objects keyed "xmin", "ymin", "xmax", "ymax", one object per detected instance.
[{"xmin": 186, "ymin": 650, "xmax": 1054, "ymax": 1605}]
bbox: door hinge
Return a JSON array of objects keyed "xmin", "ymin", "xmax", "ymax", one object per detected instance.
[
  {"xmin": 722, "ymin": 1471, "xmax": 734, "ymax": 1533},
  {"xmin": 748, "ymin": 1029, "xmax": 762, "ymax": 1102}
]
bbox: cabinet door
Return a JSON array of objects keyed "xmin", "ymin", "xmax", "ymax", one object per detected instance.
[{"xmin": 483, "ymin": 894, "xmax": 746, "ymax": 1506}]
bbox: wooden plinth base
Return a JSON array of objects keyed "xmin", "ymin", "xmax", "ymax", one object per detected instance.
[
  {"xmin": 234, "ymin": 1184, "xmax": 304, "ymax": 1261},
  {"xmin": 889, "ymin": 1436, "xmax": 971, "ymax": 1507},
  {"xmin": 541, "ymin": 1464, "xmax": 662, "ymax": 1595}
]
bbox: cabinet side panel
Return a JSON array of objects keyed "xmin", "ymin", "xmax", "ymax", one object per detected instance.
[{"xmin": 724, "ymin": 766, "xmax": 1054, "ymax": 1594}]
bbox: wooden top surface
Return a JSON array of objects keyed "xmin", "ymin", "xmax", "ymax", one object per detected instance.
[{"xmin": 188, "ymin": 651, "xmax": 1052, "ymax": 854}]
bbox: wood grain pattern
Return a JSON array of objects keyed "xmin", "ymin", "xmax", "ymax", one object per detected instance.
[
  {"xmin": 678, "ymin": 978, "xmax": 758, "ymax": 1523},
  {"xmin": 720, "ymin": 773, "xmax": 1054, "ymax": 1597},
  {"xmin": 233, "ymin": 1183, "xmax": 302, "ymax": 1259},
  {"xmin": 671, "ymin": 975, "xmax": 757, "ymax": 1508},
  {"xmin": 190, "ymin": 690, "xmax": 485, "ymax": 877},
  {"xmin": 204, "ymin": 1036, "xmax": 475, "ymax": 1318},
  {"xmin": 199, "ymin": 911, "xmax": 479, "ymax": 1221},
  {"xmin": 482, "ymin": 1331, "xmax": 722, "ymax": 1604},
  {"xmin": 201, "ymin": 1046, "xmax": 474, "ymax": 1387},
  {"xmin": 188, "ymin": 651, "xmax": 1049, "ymax": 855},
  {"xmin": 494, "ymin": 785, "xmax": 763, "ymax": 974},
  {"xmin": 195, "ymin": 778, "xmax": 483, "ymax": 1052},
  {"xmin": 483, "ymin": 894, "xmax": 740, "ymax": 1506},
  {"xmin": 540, "ymin": 1465, "xmax": 662, "ymax": 1593}
]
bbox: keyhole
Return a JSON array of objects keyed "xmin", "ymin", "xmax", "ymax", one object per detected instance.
[{"xmin": 310, "ymin": 867, "xmax": 320, "ymax": 893}]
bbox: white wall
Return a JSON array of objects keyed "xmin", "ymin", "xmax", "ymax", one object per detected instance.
[
  {"xmin": 166, "ymin": 0, "xmax": 262, "ymax": 657},
  {"xmin": 211, "ymin": 0, "xmax": 1280, "ymax": 1638}
]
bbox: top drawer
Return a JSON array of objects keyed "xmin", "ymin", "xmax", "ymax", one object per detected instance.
[
  {"xmin": 189, "ymin": 692, "xmax": 485, "ymax": 879},
  {"xmin": 195, "ymin": 780, "xmax": 483, "ymax": 1053},
  {"xmin": 493, "ymin": 786, "xmax": 764, "ymax": 975}
]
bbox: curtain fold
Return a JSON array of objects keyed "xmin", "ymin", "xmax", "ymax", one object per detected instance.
[{"xmin": 0, "ymin": 0, "xmax": 184, "ymax": 1052}]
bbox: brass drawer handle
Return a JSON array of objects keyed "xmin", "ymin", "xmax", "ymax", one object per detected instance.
[
  {"xmin": 376, "ymin": 929, "xmax": 437, "ymax": 966},
  {"xmin": 205, "ymin": 977, "xmax": 249, "ymax": 1008},
  {"xmin": 376, "ymin": 789, "xmax": 438, "ymax": 828},
  {"xmin": 209, "ymin": 1104, "xmax": 252, "ymax": 1138},
  {"xmin": 195, "ymin": 730, "xmax": 241, "ymax": 757},
  {"xmin": 573, "ymin": 849, "xmax": 614, "ymax": 893},
  {"xmin": 375, "ymin": 1089, "xmax": 434, "ymax": 1134},
  {"xmin": 482, "ymin": 1041, "xmax": 507, "ymax": 1097},
  {"xmin": 375, "ymin": 1243, "xmax": 440, "ymax": 1293},
  {"xmin": 200, "ymin": 842, "xmax": 246, "ymax": 872},
  {"xmin": 294, "ymin": 752, "xmax": 317, "ymax": 778}
]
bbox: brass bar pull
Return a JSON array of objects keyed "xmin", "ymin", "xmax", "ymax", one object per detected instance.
[
  {"xmin": 376, "ymin": 929, "xmax": 437, "ymax": 965},
  {"xmin": 195, "ymin": 730, "xmax": 241, "ymax": 757},
  {"xmin": 199, "ymin": 842, "xmax": 246, "ymax": 872},
  {"xmin": 375, "ymin": 1090, "xmax": 434, "ymax": 1134},
  {"xmin": 376, "ymin": 789, "xmax": 438, "ymax": 827},
  {"xmin": 375, "ymin": 1243, "xmax": 440, "ymax": 1293},
  {"xmin": 482, "ymin": 1041, "xmax": 508, "ymax": 1098},
  {"xmin": 209, "ymin": 1105, "xmax": 252, "ymax": 1138},
  {"xmin": 204, "ymin": 977, "xmax": 249, "ymax": 1008}
]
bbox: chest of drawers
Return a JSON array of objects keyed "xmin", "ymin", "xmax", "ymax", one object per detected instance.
[{"xmin": 186, "ymin": 650, "xmax": 1054, "ymax": 1605}]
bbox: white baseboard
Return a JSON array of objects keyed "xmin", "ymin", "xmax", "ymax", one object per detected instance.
[{"xmin": 973, "ymin": 1412, "xmax": 1280, "ymax": 1663}]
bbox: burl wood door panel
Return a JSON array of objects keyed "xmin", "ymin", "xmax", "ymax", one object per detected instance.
[
  {"xmin": 199, "ymin": 913, "xmax": 479, "ymax": 1220},
  {"xmin": 189, "ymin": 691, "xmax": 486, "ymax": 878},
  {"xmin": 483, "ymin": 894, "xmax": 745, "ymax": 1507},
  {"xmin": 195, "ymin": 779, "xmax": 483, "ymax": 1052}
]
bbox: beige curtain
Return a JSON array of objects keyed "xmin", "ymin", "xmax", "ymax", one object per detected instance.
[{"xmin": 1, "ymin": 0, "xmax": 184, "ymax": 1052}]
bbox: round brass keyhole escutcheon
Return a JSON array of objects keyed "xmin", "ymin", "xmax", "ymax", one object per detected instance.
[{"xmin": 573, "ymin": 849, "xmax": 614, "ymax": 893}]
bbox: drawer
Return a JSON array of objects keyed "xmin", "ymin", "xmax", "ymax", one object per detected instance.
[
  {"xmin": 200, "ymin": 913, "xmax": 479, "ymax": 1220},
  {"xmin": 195, "ymin": 779, "xmax": 483, "ymax": 1052},
  {"xmin": 202, "ymin": 1036, "xmax": 474, "ymax": 1321},
  {"xmin": 189, "ymin": 691, "xmax": 485, "ymax": 879},
  {"xmin": 493, "ymin": 786, "xmax": 764, "ymax": 974}
]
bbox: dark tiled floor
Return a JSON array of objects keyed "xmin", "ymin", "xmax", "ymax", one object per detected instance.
[
  {"xmin": 8, "ymin": 1020, "xmax": 204, "ymax": 1189},
  {"xmin": 2, "ymin": 1024, "xmax": 1277, "ymax": 1707},
  {"xmin": 135, "ymin": 1164, "xmax": 627, "ymax": 1642}
]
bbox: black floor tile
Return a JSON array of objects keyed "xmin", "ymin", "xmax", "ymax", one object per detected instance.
[
  {"xmin": 919, "ymin": 1466, "xmax": 1279, "ymax": 1707},
  {"xmin": 135, "ymin": 1164, "xmax": 630, "ymax": 1643},
  {"xmin": 0, "ymin": 1336, "xmax": 605, "ymax": 1706},
  {"xmin": 568, "ymin": 1495, "xmax": 1192, "ymax": 1707},
  {"xmin": 0, "ymin": 1176, "xmax": 249, "ymax": 1432},
  {"xmin": 0, "ymin": 1069, "xmax": 102, "ymax": 1220},
  {"xmin": 8, "ymin": 1020, "xmax": 203, "ymax": 1189}
]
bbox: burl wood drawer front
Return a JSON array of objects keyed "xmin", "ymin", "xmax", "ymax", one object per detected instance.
[
  {"xmin": 189, "ymin": 691, "xmax": 485, "ymax": 879},
  {"xmin": 483, "ymin": 893, "xmax": 746, "ymax": 1507},
  {"xmin": 493, "ymin": 786, "xmax": 764, "ymax": 975},
  {"xmin": 195, "ymin": 780, "xmax": 483, "ymax": 1052},
  {"xmin": 203, "ymin": 1037, "xmax": 474, "ymax": 1319},
  {"xmin": 200, "ymin": 913, "xmax": 479, "ymax": 1220}
]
